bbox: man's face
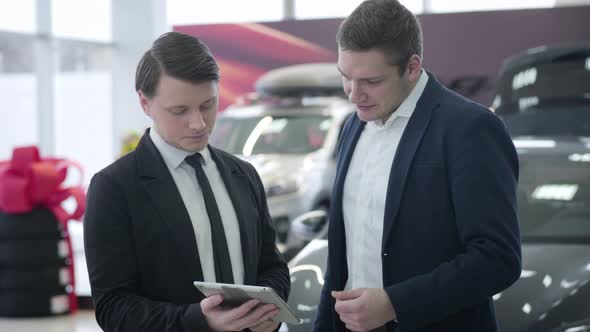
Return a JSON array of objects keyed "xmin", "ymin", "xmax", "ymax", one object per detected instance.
[
  {"xmin": 139, "ymin": 74, "xmax": 219, "ymax": 152},
  {"xmin": 337, "ymin": 48, "xmax": 419, "ymax": 123}
]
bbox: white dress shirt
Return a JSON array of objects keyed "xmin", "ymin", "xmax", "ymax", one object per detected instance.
[
  {"xmin": 343, "ymin": 71, "xmax": 429, "ymax": 290},
  {"xmin": 150, "ymin": 128, "xmax": 244, "ymax": 284}
]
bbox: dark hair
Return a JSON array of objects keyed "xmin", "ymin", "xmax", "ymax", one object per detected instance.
[
  {"xmin": 336, "ymin": 0, "xmax": 423, "ymax": 72},
  {"xmin": 135, "ymin": 32, "xmax": 220, "ymax": 98}
]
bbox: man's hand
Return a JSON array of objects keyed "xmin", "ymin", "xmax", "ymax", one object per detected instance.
[
  {"xmin": 249, "ymin": 320, "xmax": 279, "ymax": 332},
  {"xmin": 200, "ymin": 294, "xmax": 279, "ymax": 331},
  {"xmin": 332, "ymin": 288, "xmax": 396, "ymax": 332}
]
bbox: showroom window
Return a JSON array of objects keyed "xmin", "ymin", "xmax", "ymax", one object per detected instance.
[
  {"xmin": 295, "ymin": 0, "xmax": 423, "ymax": 18},
  {"xmin": 426, "ymin": 0, "xmax": 556, "ymax": 13},
  {"xmin": 166, "ymin": 0, "xmax": 564, "ymax": 24},
  {"xmin": 0, "ymin": 0, "xmax": 36, "ymax": 33},
  {"xmin": 54, "ymin": 40, "xmax": 113, "ymax": 185},
  {"xmin": 51, "ymin": 0, "xmax": 112, "ymax": 42},
  {"xmin": 167, "ymin": 0, "xmax": 283, "ymax": 25},
  {"xmin": 0, "ymin": 32, "xmax": 37, "ymax": 159},
  {"xmin": 0, "ymin": 0, "xmax": 114, "ymax": 183}
]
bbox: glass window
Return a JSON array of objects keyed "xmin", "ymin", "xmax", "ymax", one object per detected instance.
[
  {"xmin": 54, "ymin": 40, "xmax": 113, "ymax": 186},
  {"xmin": 56, "ymin": 40, "xmax": 112, "ymax": 72},
  {"xmin": 295, "ymin": 0, "xmax": 423, "ymax": 19},
  {"xmin": 0, "ymin": 0, "xmax": 36, "ymax": 33},
  {"xmin": 51, "ymin": 0, "xmax": 112, "ymax": 42},
  {"xmin": 167, "ymin": 0, "xmax": 282, "ymax": 25},
  {"xmin": 428, "ymin": 0, "xmax": 555, "ymax": 13},
  {"xmin": 0, "ymin": 32, "xmax": 37, "ymax": 160}
]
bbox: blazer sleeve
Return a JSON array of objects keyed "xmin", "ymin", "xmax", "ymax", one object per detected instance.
[
  {"xmin": 386, "ymin": 110, "xmax": 522, "ymax": 330},
  {"xmin": 84, "ymin": 171, "xmax": 212, "ymax": 332},
  {"xmin": 245, "ymin": 163, "xmax": 290, "ymax": 301}
]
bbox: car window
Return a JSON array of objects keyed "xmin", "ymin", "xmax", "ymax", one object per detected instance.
[
  {"xmin": 210, "ymin": 114, "xmax": 332, "ymax": 155},
  {"xmin": 518, "ymin": 147, "xmax": 590, "ymax": 242},
  {"xmin": 494, "ymin": 49, "xmax": 590, "ymax": 137}
]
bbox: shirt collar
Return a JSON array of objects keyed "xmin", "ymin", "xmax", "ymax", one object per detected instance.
[
  {"xmin": 371, "ymin": 69, "xmax": 429, "ymax": 129},
  {"xmin": 149, "ymin": 127, "xmax": 211, "ymax": 169}
]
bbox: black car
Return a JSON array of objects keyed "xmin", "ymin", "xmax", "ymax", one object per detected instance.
[{"xmin": 284, "ymin": 44, "xmax": 590, "ymax": 332}]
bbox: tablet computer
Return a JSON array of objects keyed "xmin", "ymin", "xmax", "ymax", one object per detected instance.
[{"xmin": 193, "ymin": 281, "xmax": 302, "ymax": 325}]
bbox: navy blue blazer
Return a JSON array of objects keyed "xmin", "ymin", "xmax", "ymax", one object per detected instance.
[
  {"xmin": 313, "ymin": 72, "xmax": 521, "ymax": 332},
  {"xmin": 84, "ymin": 131, "xmax": 289, "ymax": 332}
]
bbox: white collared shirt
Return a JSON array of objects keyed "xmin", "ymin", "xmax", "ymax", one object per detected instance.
[
  {"xmin": 343, "ymin": 71, "xmax": 429, "ymax": 290},
  {"xmin": 150, "ymin": 128, "xmax": 244, "ymax": 284}
]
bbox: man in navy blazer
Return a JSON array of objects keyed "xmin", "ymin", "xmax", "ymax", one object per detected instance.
[
  {"xmin": 313, "ymin": 1, "xmax": 521, "ymax": 331},
  {"xmin": 84, "ymin": 32, "xmax": 289, "ymax": 331}
]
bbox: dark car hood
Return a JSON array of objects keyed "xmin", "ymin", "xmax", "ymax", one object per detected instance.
[
  {"xmin": 495, "ymin": 243, "xmax": 590, "ymax": 332},
  {"xmin": 285, "ymin": 241, "xmax": 590, "ymax": 332}
]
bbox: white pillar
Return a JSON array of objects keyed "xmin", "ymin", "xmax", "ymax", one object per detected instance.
[
  {"xmin": 283, "ymin": 0, "xmax": 296, "ymax": 19},
  {"xmin": 111, "ymin": 0, "xmax": 168, "ymax": 156},
  {"xmin": 422, "ymin": 0, "xmax": 433, "ymax": 13},
  {"xmin": 35, "ymin": 0, "xmax": 55, "ymax": 155}
]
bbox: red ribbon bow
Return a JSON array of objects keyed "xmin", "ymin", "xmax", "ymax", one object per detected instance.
[{"xmin": 0, "ymin": 146, "xmax": 86, "ymax": 313}]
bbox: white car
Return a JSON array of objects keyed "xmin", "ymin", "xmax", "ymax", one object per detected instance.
[{"xmin": 209, "ymin": 63, "xmax": 354, "ymax": 252}]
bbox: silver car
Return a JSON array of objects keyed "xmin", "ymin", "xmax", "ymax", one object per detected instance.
[{"xmin": 209, "ymin": 64, "xmax": 354, "ymax": 250}]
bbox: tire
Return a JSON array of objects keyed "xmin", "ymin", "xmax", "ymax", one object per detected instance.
[
  {"xmin": 0, "ymin": 209, "xmax": 63, "ymax": 240},
  {"xmin": 0, "ymin": 287, "xmax": 71, "ymax": 317},
  {"xmin": 0, "ymin": 266, "xmax": 70, "ymax": 290},
  {"xmin": 0, "ymin": 238, "xmax": 70, "ymax": 267}
]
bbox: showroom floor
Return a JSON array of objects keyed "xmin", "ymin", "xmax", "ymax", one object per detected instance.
[{"xmin": 0, "ymin": 310, "xmax": 102, "ymax": 332}]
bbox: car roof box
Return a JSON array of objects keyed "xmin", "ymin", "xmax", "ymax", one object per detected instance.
[
  {"xmin": 499, "ymin": 43, "xmax": 590, "ymax": 75},
  {"xmin": 255, "ymin": 63, "xmax": 344, "ymax": 98}
]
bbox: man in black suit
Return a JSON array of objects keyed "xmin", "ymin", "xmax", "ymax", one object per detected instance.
[
  {"xmin": 84, "ymin": 32, "xmax": 289, "ymax": 332},
  {"xmin": 313, "ymin": 1, "xmax": 521, "ymax": 331}
]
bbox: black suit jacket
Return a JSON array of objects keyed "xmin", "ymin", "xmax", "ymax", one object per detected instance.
[
  {"xmin": 313, "ymin": 73, "xmax": 521, "ymax": 331},
  {"xmin": 84, "ymin": 130, "xmax": 290, "ymax": 331}
]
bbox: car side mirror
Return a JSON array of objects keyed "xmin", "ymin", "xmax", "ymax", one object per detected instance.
[{"xmin": 290, "ymin": 209, "xmax": 328, "ymax": 242}]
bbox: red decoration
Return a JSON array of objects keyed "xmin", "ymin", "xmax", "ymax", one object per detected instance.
[{"xmin": 0, "ymin": 146, "xmax": 86, "ymax": 312}]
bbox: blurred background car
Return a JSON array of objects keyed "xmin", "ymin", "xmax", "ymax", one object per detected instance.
[
  {"xmin": 283, "ymin": 43, "xmax": 590, "ymax": 332},
  {"xmin": 491, "ymin": 43, "xmax": 590, "ymax": 136},
  {"xmin": 209, "ymin": 63, "xmax": 354, "ymax": 256}
]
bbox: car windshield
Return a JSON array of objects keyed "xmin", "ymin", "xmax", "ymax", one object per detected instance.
[
  {"xmin": 210, "ymin": 114, "xmax": 332, "ymax": 155},
  {"xmin": 517, "ymin": 143, "xmax": 590, "ymax": 242},
  {"xmin": 494, "ymin": 51, "xmax": 590, "ymax": 137}
]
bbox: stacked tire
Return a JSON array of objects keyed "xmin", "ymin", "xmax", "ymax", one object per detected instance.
[{"xmin": 0, "ymin": 208, "xmax": 72, "ymax": 317}]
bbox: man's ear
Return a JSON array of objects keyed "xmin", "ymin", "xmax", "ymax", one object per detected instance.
[
  {"xmin": 406, "ymin": 54, "xmax": 422, "ymax": 82},
  {"xmin": 138, "ymin": 90, "xmax": 151, "ymax": 117}
]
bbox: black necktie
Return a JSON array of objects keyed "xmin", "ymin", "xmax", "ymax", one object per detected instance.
[{"xmin": 185, "ymin": 153, "xmax": 234, "ymax": 284}]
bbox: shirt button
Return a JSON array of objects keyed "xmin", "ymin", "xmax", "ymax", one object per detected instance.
[{"xmin": 383, "ymin": 253, "xmax": 388, "ymax": 256}]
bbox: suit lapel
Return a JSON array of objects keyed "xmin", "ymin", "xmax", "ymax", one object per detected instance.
[
  {"xmin": 333, "ymin": 118, "xmax": 366, "ymax": 225},
  {"xmin": 136, "ymin": 131, "xmax": 204, "ymax": 281},
  {"xmin": 331, "ymin": 116, "xmax": 365, "ymax": 285},
  {"xmin": 208, "ymin": 146, "xmax": 256, "ymax": 285},
  {"xmin": 381, "ymin": 73, "xmax": 442, "ymax": 250}
]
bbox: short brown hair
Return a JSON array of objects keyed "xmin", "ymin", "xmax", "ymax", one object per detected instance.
[
  {"xmin": 135, "ymin": 32, "xmax": 220, "ymax": 98},
  {"xmin": 337, "ymin": 0, "xmax": 423, "ymax": 71}
]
